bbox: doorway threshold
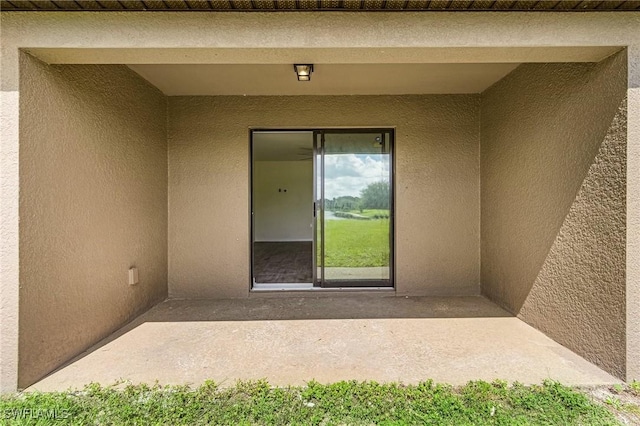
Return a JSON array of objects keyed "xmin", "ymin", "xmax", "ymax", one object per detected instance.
[
  {"xmin": 252, "ymin": 283, "xmax": 314, "ymax": 291},
  {"xmin": 251, "ymin": 283, "xmax": 394, "ymax": 292}
]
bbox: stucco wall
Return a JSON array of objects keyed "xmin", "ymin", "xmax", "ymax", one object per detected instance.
[
  {"xmin": 480, "ymin": 52, "xmax": 627, "ymax": 378},
  {"xmin": 168, "ymin": 95, "xmax": 480, "ymax": 298},
  {"xmin": 1, "ymin": 11, "xmax": 639, "ymax": 390},
  {"xmin": 628, "ymin": 44, "xmax": 640, "ymax": 384},
  {"xmin": 18, "ymin": 54, "xmax": 168, "ymax": 388}
]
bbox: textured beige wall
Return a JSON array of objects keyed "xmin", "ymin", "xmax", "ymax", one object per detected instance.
[
  {"xmin": 2, "ymin": 11, "xmax": 640, "ymax": 390},
  {"xmin": 0, "ymin": 86, "xmax": 20, "ymax": 393},
  {"xmin": 481, "ymin": 52, "xmax": 627, "ymax": 379},
  {"xmin": 18, "ymin": 54, "xmax": 168, "ymax": 388},
  {"xmin": 628, "ymin": 45, "xmax": 640, "ymax": 382},
  {"xmin": 168, "ymin": 95, "xmax": 480, "ymax": 298}
]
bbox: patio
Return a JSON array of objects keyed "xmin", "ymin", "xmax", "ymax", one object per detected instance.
[{"xmin": 28, "ymin": 296, "xmax": 619, "ymax": 392}]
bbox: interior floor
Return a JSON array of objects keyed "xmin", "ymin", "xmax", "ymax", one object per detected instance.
[
  {"xmin": 253, "ymin": 242, "xmax": 313, "ymax": 283},
  {"xmin": 28, "ymin": 296, "xmax": 619, "ymax": 391}
]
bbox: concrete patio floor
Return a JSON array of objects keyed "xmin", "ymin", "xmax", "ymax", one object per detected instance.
[{"xmin": 28, "ymin": 296, "xmax": 620, "ymax": 391}]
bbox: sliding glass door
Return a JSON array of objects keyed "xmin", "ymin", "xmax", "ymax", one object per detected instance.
[
  {"xmin": 315, "ymin": 130, "xmax": 393, "ymax": 287},
  {"xmin": 250, "ymin": 128, "xmax": 393, "ymax": 289}
]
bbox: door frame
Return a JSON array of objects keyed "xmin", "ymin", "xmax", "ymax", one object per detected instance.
[{"xmin": 249, "ymin": 127, "xmax": 396, "ymax": 291}]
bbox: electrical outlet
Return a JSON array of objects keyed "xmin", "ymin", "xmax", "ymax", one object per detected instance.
[{"xmin": 128, "ymin": 267, "xmax": 139, "ymax": 285}]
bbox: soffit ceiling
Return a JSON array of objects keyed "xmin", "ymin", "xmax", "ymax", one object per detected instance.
[
  {"xmin": 127, "ymin": 63, "xmax": 520, "ymax": 95},
  {"xmin": 2, "ymin": 0, "xmax": 640, "ymax": 11},
  {"xmin": 9, "ymin": 1, "xmax": 625, "ymax": 95}
]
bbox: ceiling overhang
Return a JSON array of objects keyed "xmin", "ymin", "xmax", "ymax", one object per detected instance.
[
  {"xmin": 26, "ymin": 46, "xmax": 621, "ymax": 65},
  {"xmin": 24, "ymin": 45, "xmax": 622, "ymax": 96},
  {"xmin": 2, "ymin": 0, "xmax": 640, "ymax": 12},
  {"xmin": 127, "ymin": 63, "xmax": 521, "ymax": 95}
]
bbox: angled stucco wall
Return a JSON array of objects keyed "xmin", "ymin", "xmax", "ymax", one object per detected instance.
[
  {"xmin": 168, "ymin": 95, "xmax": 480, "ymax": 298},
  {"xmin": 18, "ymin": 54, "xmax": 168, "ymax": 388},
  {"xmin": 480, "ymin": 52, "xmax": 627, "ymax": 379}
]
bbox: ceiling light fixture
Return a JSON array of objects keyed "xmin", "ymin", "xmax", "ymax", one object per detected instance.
[{"xmin": 293, "ymin": 64, "xmax": 314, "ymax": 81}]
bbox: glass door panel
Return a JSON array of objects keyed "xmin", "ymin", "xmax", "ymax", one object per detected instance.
[
  {"xmin": 317, "ymin": 130, "xmax": 393, "ymax": 287},
  {"xmin": 251, "ymin": 130, "xmax": 315, "ymax": 288}
]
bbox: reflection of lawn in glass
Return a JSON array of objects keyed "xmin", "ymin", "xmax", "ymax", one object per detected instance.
[{"xmin": 322, "ymin": 218, "xmax": 390, "ymax": 267}]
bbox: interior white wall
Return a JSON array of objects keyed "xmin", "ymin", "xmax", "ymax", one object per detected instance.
[{"xmin": 253, "ymin": 161, "xmax": 313, "ymax": 242}]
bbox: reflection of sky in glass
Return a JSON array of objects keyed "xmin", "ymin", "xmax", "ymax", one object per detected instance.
[{"xmin": 324, "ymin": 153, "xmax": 390, "ymax": 198}]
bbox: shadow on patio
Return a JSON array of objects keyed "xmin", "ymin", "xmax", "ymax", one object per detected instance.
[{"xmin": 28, "ymin": 296, "xmax": 620, "ymax": 392}]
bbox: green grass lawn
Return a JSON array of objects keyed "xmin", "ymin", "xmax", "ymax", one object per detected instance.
[
  {"xmin": 323, "ymin": 218, "xmax": 390, "ymax": 267},
  {"xmin": 0, "ymin": 380, "xmax": 625, "ymax": 425}
]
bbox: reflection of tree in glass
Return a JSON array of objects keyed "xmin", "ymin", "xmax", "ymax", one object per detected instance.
[
  {"xmin": 359, "ymin": 181, "xmax": 390, "ymax": 210},
  {"xmin": 323, "ymin": 153, "xmax": 389, "ymax": 198}
]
